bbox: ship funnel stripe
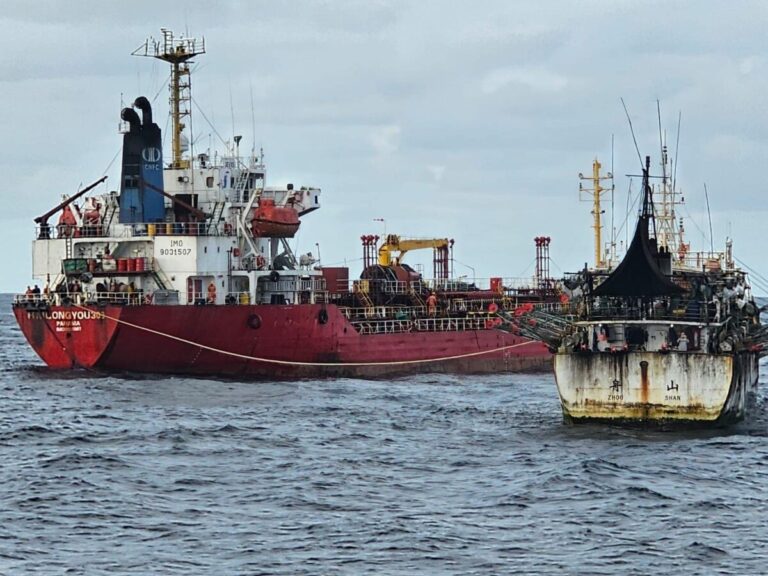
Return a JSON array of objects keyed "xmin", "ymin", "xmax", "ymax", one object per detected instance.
[{"xmin": 72, "ymin": 305, "xmax": 538, "ymax": 367}]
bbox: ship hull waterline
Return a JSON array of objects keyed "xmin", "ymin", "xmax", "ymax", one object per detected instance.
[
  {"xmin": 14, "ymin": 304, "xmax": 551, "ymax": 379},
  {"xmin": 553, "ymin": 350, "xmax": 759, "ymax": 427}
]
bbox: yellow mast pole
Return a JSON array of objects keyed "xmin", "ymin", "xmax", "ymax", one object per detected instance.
[
  {"xmin": 171, "ymin": 62, "xmax": 182, "ymax": 168},
  {"xmin": 579, "ymin": 158, "xmax": 613, "ymax": 269},
  {"xmin": 133, "ymin": 30, "xmax": 205, "ymax": 169},
  {"xmin": 592, "ymin": 159, "xmax": 603, "ymax": 268}
]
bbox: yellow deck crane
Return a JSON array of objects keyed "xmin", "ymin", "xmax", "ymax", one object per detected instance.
[
  {"xmin": 377, "ymin": 234, "xmax": 453, "ymax": 282},
  {"xmin": 371, "ymin": 234, "xmax": 453, "ymax": 310},
  {"xmin": 377, "ymin": 234, "xmax": 449, "ymax": 265}
]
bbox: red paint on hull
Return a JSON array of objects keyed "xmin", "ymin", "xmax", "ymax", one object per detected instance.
[
  {"xmin": 16, "ymin": 307, "xmax": 122, "ymax": 369},
  {"xmin": 14, "ymin": 304, "xmax": 551, "ymax": 378}
]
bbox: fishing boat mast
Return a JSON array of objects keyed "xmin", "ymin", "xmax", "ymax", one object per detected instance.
[{"xmin": 578, "ymin": 158, "xmax": 613, "ymax": 269}]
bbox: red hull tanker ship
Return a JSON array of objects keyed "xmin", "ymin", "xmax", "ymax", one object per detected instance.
[{"xmin": 13, "ymin": 30, "xmax": 554, "ymax": 378}]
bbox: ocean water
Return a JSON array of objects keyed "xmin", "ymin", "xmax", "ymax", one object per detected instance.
[{"xmin": 1, "ymin": 293, "xmax": 768, "ymax": 575}]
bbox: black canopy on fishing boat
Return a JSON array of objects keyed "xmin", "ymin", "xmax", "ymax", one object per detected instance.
[{"xmin": 593, "ymin": 156, "xmax": 685, "ymax": 298}]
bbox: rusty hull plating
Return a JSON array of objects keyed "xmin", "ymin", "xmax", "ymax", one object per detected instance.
[
  {"xmin": 533, "ymin": 154, "xmax": 764, "ymax": 427},
  {"xmin": 554, "ymin": 349, "xmax": 758, "ymax": 426}
]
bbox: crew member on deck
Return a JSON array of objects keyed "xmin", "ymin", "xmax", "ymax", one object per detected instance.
[
  {"xmin": 427, "ymin": 292, "xmax": 437, "ymax": 317},
  {"xmin": 207, "ymin": 282, "xmax": 217, "ymax": 304}
]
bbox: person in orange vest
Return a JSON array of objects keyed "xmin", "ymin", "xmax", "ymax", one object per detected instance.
[
  {"xmin": 207, "ymin": 282, "xmax": 217, "ymax": 304},
  {"xmin": 426, "ymin": 292, "xmax": 438, "ymax": 317}
]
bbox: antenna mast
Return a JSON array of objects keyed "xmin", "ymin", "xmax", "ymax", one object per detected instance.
[
  {"xmin": 133, "ymin": 28, "xmax": 206, "ymax": 169},
  {"xmin": 579, "ymin": 158, "xmax": 613, "ymax": 268}
]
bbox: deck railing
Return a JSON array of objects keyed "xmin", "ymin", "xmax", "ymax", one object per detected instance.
[
  {"xmin": 584, "ymin": 299, "xmax": 723, "ymax": 324},
  {"xmin": 348, "ymin": 276, "xmax": 542, "ymax": 295},
  {"xmin": 339, "ymin": 305, "xmax": 427, "ymax": 319},
  {"xmin": 35, "ymin": 221, "xmax": 234, "ymax": 241},
  {"xmin": 351, "ymin": 315, "xmax": 494, "ymax": 335},
  {"xmin": 13, "ymin": 291, "xmax": 149, "ymax": 307}
]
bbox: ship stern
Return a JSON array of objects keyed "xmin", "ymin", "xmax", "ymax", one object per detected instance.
[
  {"xmin": 553, "ymin": 350, "xmax": 758, "ymax": 427},
  {"xmin": 13, "ymin": 303, "xmax": 120, "ymax": 369}
]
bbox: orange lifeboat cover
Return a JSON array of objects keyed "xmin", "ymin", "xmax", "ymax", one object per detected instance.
[{"xmin": 251, "ymin": 198, "xmax": 301, "ymax": 238}]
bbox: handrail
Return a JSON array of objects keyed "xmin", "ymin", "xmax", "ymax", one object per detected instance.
[
  {"xmin": 339, "ymin": 305, "xmax": 427, "ymax": 319},
  {"xmin": 585, "ymin": 304, "xmax": 718, "ymax": 323},
  {"xmin": 344, "ymin": 276, "xmax": 544, "ymax": 295},
  {"xmin": 259, "ymin": 277, "xmax": 326, "ymax": 292},
  {"xmin": 35, "ymin": 220, "xmax": 234, "ymax": 240},
  {"xmin": 350, "ymin": 315, "xmax": 494, "ymax": 335},
  {"xmin": 13, "ymin": 291, "xmax": 147, "ymax": 306}
]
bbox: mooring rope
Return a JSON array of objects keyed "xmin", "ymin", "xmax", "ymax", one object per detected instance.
[{"xmin": 73, "ymin": 304, "xmax": 540, "ymax": 367}]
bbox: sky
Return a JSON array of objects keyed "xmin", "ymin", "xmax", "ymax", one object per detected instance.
[{"xmin": 1, "ymin": 0, "xmax": 767, "ymax": 293}]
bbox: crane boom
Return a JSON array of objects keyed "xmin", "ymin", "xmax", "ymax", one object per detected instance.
[
  {"xmin": 34, "ymin": 176, "xmax": 108, "ymax": 224},
  {"xmin": 377, "ymin": 234, "xmax": 450, "ymax": 266}
]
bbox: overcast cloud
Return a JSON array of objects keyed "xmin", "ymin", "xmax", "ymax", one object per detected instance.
[{"xmin": 1, "ymin": 0, "xmax": 767, "ymax": 292}]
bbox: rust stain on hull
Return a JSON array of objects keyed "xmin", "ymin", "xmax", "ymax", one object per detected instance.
[
  {"xmin": 639, "ymin": 360, "xmax": 649, "ymax": 406},
  {"xmin": 554, "ymin": 351, "xmax": 758, "ymax": 426}
]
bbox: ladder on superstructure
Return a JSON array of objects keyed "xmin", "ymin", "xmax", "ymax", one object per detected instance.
[
  {"xmin": 356, "ymin": 288, "xmax": 375, "ymax": 316},
  {"xmin": 207, "ymin": 201, "xmax": 226, "ymax": 235},
  {"xmin": 65, "ymin": 236, "xmax": 73, "ymax": 260},
  {"xmin": 409, "ymin": 286, "xmax": 425, "ymax": 310},
  {"xmin": 151, "ymin": 267, "xmax": 172, "ymax": 290},
  {"xmin": 101, "ymin": 199, "xmax": 118, "ymax": 235},
  {"xmin": 232, "ymin": 170, "xmax": 252, "ymax": 204}
]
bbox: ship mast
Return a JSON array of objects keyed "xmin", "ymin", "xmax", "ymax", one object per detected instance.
[
  {"xmin": 133, "ymin": 29, "xmax": 206, "ymax": 169},
  {"xmin": 579, "ymin": 158, "xmax": 613, "ymax": 268},
  {"xmin": 655, "ymin": 142, "xmax": 677, "ymax": 252}
]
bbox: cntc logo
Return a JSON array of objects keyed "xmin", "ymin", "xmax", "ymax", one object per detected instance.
[{"xmin": 142, "ymin": 147, "xmax": 161, "ymax": 163}]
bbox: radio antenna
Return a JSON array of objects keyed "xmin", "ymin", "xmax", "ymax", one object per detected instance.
[
  {"xmin": 621, "ymin": 97, "xmax": 643, "ymax": 170},
  {"xmin": 703, "ymin": 183, "xmax": 714, "ymax": 253},
  {"xmin": 610, "ymin": 134, "xmax": 616, "ymax": 261},
  {"xmin": 673, "ymin": 111, "xmax": 681, "ymax": 192},
  {"xmin": 250, "ymin": 82, "xmax": 257, "ymax": 158},
  {"xmin": 657, "ymin": 100, "xmax": 665, "ymax": 166}
]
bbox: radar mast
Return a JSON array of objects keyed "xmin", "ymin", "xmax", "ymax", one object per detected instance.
[
  {"xmin": 133, "ymin": 29, "xmax": 206, "ymax": 169},
  {"xmin": 579, "ymin": 159, "xmax": 613, "ymax": 269}
]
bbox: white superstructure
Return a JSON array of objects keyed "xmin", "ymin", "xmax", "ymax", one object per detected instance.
[{"xmin": 30, "ymin": 29, "xmax": 325, "ymax": 309}]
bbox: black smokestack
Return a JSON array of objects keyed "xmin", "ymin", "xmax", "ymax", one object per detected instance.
[
  {"xmin": 121, "ymin": 108, "xmax": 140, "ymax": 132},
  {"xmin": 133, "ymin": 96, "xmax": 152, "ymax": 126}
]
